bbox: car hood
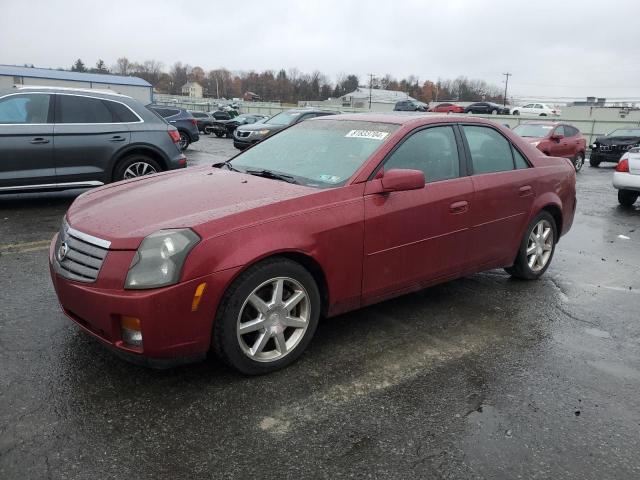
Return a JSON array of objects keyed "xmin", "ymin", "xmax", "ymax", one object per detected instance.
[
  {"xmin": 66, "ymin": 166, "xmax": 316, "ymax": 250},
  {"xmin": 524, "ymin": 136, "xmax": 545, "ymax": 143},
  {"xmin": 595, "ymin": 136, "xmax": 640, "ymax": 145}
]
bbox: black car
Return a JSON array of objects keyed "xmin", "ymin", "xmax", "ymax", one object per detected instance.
[
  {"xmin": 590, "ymin": 128, "xmax": 640, "ymax": 167},
  {"xmin": 464, "ymin": 102, "xmax": 510, "ymax": 115},
  {"xmin": 189, "ymin": 111, "xmax": 216, "ymax": 133},
  {"xmin": 0, "ymin": 87, "xmax": 186, "ymax": 193},
  {"xmin": 393, "ymin": 100, "xmax": 428, "ymax": 112},
  {"xmin": 148, "ymin": 105, "xmax": 199, "ymax": 150},
  {"xmin": 206, "ymin": 113, "xmax": 269, "ymax": 138},
  {"xmin": 233, "ymin": 109, "xmax": 338, "ymax": 150}
]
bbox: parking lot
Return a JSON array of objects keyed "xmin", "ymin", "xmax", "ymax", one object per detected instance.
[{"xmin": 1, "ymin": 135, "xmax": 639, "ymax": 479}]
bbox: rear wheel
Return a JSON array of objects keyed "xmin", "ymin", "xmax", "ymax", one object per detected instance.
[
  {"xmin": 589, "ymin": 157, "xmax": 600, "ymax": 167},
  {"xmin": 573, "ymin": 152, "xmax": 585, "ymax": 172},
  {"xmin": 113, "ymin": 154, "xmax": 161, "ymax": 182},
  {"xmin": 212, "ymin": 258, "xmax": 321, "ymax": 375},
  {"xmin": 214, "ymin": 131, "xmax": 224, "ymax": 138},
  {"xmin": 618, "ymin": 189, "xmax": 639, "ymax": 207},
  {"xmin": 178, "ymin": 131, "xmax": 190, "ymax": 150},
  {"xmin": 505, "ymin": 211, "xmax": 557, "ymax": 280},
  {"xmin": 512, "ymin": 110, "xmax": 520, "ymax": 116},
  {"xmin": 491, "ymin": 109, "xmax": 498, "ymax": 115}
]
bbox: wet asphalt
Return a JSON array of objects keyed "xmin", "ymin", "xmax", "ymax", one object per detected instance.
[{"xmin": 1, "ymin": 136, "xmax": 639, "ymax": 479}]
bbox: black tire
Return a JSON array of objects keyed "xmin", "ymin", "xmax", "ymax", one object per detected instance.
[
  {"xmin": 618, "ymin": 189, "xmax": 639, "ymax": 207},
  {"xmin": 589, "ymin": 157, "xmax": 600, "ymax": 167},
  {"xmin": 505, "ymin": 211, "xmax": 557, "ymax": 280},
  {"xmin": 178, "ymin": 131, "xmax": 190, "ymax": 150},
  {"xmin": 491, "ymin": 109, "xmax": 498, "ymax": 115},
  {"xmin": 573, "ymin": 152, "xmax": 585, "ymax": 172},
  {"xmin": 214, "ymin": 131, "xmax": 224, "ymax": 138},
  {"xmin": 512, "ymin": 110, "xmax": 520, "ymax": 116},
  {"xmin": 540, "ymin": 113, "xmax": 547, "ymax": 117},
  {"xmin": 113, "ymin": 154, "xmax": 162, "ymax": 182},
  {"xmin": 212, "ymin": 257, "xmax": 321, "ymax": 375}
]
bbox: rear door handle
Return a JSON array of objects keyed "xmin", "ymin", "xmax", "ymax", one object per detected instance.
[
  {"xmin": 30, "ymin": 137, "xmax": 50, "ymax": 144},
  {"xmin": 449, "ymin": 200, "xmax": 469, "ymax": 214},
  {"xmin": 109, "ymin": 136, "xmax": 126, "ymax": 142},
  {"xmin": 519, "ymin": 185, "xmax": 533, "ymax": 196}
]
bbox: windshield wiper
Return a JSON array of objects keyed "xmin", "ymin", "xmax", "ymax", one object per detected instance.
[
  {"xmin": 212, "ymin": 160, "xmax": 242, "ymax": 172},
  {"xmin": 244, "ymin": 169, "xmax": 298, "ymax": 184}
]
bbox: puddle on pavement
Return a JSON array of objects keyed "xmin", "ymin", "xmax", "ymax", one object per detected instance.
[
  {"xmin": 584, "ymin": 328, "xmax": 611, "ymax": 339},
  {"xmin": 588, "ymin": 360, "xmax": 640, "ymax": 380},
  {"xmin": 465, "ymin": 404, "xmax": 513, "ymax": 438}
]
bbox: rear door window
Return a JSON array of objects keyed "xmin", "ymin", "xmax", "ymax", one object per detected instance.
[
  {"xmin": 57, "ymin": 95, "xmax": 114, "ymax": 123},
  {"xmin": 462, "ymin": 125, "xmax": 515, "ymax": 174},
  {"xmin": 554, "ymin": 126, "xmax": 565, "ymax": 136},
  {"xmin": 105, "ymin": 101, "xmax": 140, "ymax": 122},
  {"xmin": 152, "ymin": 107, "xmax": 179, "ymax": 118},
  {"xmin": 0, "ymin": 94, "xmax": 50, "ymax": 124}
]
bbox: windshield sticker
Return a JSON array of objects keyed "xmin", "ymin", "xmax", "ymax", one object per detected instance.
[
  {"xmin": 345, "ymin": 130, "xmax": 389, "ymax": 140},
  {"xmin": 318, "ymin": 174, "xmax": 341, "ymax": 183}
]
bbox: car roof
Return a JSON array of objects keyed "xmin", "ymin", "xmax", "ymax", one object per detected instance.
[
  {"xmin": 1, "ymin": 85, "xmax": 133, "ymax": 100},
  {"xmin": 314, "ymin": 112, "xmax": 507, "ymax": 127}
]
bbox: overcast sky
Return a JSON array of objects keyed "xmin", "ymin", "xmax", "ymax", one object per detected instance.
[{"xmin": 2, "ymin": 0, "xmax": 639, "ymax": 100}]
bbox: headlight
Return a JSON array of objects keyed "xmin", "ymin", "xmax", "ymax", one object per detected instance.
[
  {"xmin": 125, "ymin": 229, "xmax": 200, "ymax": 289},
  {"xmin": 257, "ymin": 129, "xmax": 271, "ymax": 136},
  {"xmin": 591, "ymin": 143, "xmax": 597, "ymax": 149}
]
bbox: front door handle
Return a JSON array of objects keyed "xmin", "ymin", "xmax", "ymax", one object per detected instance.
[
  {"xmin": 519, "ymin": 185, "xmax": 533, "ymax": 196},
  {"xmin": 449, "ymin": 200, "xmax": 469, "ymax": 214},
  {"xmin": 30, "ymin": 137, "xmax": 50, "ymax": 144},
  {"xmin": 109, "ymin": 136, "xmax": 126, "ymax": 142}
]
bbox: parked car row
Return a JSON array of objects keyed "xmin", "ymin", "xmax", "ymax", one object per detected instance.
[
  {"xmin": 512, "ymin": 121, "xmax": 586, "ymax": 172},
  {"xmin": 400, "ymin": 100, "xmax": 561, "ymax": 117}
]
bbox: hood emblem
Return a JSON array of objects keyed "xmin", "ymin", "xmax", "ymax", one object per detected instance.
[{"xmin": 57, "ymin": 241, "xmax": 69, "ymax": 262}]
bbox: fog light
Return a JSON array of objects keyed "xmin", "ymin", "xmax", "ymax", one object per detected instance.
[{"xmin": 120, "ymin": 316, "xmax": 142, "ymax": 346}]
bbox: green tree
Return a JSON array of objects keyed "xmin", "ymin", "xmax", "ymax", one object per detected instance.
[
  {"xmin": 93, "ymin": 59, "xmax": 108, "ymax": 74},
  {"xmin": 71, "ymin": 59, "xmax": 86, "ymax": 72}
]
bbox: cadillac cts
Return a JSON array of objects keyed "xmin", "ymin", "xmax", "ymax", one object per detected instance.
[{"xmin": 49, "ymin": 114, "xmax": 576, "ymax": 374}]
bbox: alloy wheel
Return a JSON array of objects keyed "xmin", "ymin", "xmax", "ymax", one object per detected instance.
[
  {"xmin": 574, "ymin": 153, "xmax": 584, "ymax": 172},
  {"xmin": 123, "ymin": 161, "xmax": 158, "ymax": 179},
  {"xmin": 236, "ymin": 277, "xmax": 310, "ymax": 363},
  {"xmin": 526, "ymin": 219, "xmax": 554, "ymax": 272},
  {"xmin": 179, "ymin": 133, "xmax": 189, "ymax": 150}
]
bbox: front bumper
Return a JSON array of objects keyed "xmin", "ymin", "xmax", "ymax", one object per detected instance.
[
  {"xmin": 233, "ymin": 137, "xmax": 258, "ymax": 150},
  {"xmin": 613, "ymin": 171, "xmax": 640, "ymax": 192},
  {"xmin": 49, "ymin": 235, "xmax": 241, "ymax": 367},
  {"xmin": 590, "ymin": 150, "xmax": 624, "ymax": 163}
]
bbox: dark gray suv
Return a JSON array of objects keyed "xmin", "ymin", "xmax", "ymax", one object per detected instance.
[{"xmin": 0, "ymin": 87, "xmax": 187, "ymax": 193}]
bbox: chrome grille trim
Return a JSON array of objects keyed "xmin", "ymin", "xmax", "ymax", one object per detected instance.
[{"xmin": 54, "ymin": 222, "xmax": 110, "ymax": 283}]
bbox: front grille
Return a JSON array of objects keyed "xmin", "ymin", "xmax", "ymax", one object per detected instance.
[{"xmin": 54, "ymin": 221, "xmax": 110, "ymax": 283}]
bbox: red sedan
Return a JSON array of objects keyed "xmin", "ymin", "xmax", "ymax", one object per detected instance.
[
  {"xmin": 429, "ymin": 103, "xmax": 465, "ymax": 113},
  {"xmin": 50, "ymin": 114, "xmax": 576, "ymax": 374},
  {"xmin": 512, "ymin": 121, "xmax": 587, "ymax": 172}
]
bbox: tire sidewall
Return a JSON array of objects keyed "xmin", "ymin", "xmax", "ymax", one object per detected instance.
[
  {"xmin": 179, "ymin": 131, "xmax": 190, "ymax": 150},
  {"xmin": 213, "ymin": 259, "xmax": 321, "ymax": 375}
]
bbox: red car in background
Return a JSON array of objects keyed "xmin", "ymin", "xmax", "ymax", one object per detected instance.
[
  {"xmin": 429, "ymin": 102, "xmax": 465, "ymax": 113},
  {"xmin": 512, "ymin": 122, "xmax": 587, "ymax": 172},
  {"xmin": 50, "ymin": 114, "xmax": 576, "ymax": 374}
]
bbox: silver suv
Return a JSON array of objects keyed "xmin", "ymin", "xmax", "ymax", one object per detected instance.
[{"xmin": 0, "ymin": 86, "xmax": 187, "ymax": 193}]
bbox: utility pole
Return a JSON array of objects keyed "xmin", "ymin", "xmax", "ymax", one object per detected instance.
[
  {"xmin": 502, "ymin": 72, "xmax": 512, "ymax": 106},
  {"xmin": 368, "ymin": 73, "xmax": 375, "ymax": 110}
]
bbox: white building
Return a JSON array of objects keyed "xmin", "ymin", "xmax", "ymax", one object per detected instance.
[
  {"xmin": 0, "ymin": 65, "xmax": 153, "ymax": 103},
  {"xmin": 181, "ymin": 81, "xmax": 203, "ymax": 99},
  {"xmin": 339, "ymin": 87, "xmax": 417, "ymax": 110}
]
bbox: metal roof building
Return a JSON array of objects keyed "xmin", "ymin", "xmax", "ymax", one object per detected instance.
[{"xmin": 0, "ymin": 65, "xmax": 153, "ymax": 103}]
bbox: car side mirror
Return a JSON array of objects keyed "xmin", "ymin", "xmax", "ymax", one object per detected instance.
[
  {"xmin": 379, "ymin": 169, "xmax": 425, "ymax": 192},
  {"xmin": 551, "ymin": 134, "xmax": 564, "ymax": 141}
]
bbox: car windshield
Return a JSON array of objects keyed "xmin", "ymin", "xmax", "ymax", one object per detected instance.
[
  {"xmin": 230, "ymin": 120, "xmax": 399, "ymax": 188},
  {"xmin": 265, "ymin": 111, "xmax": 303, "ymax": 126},
  {"xmin": 608, "ymin": 128, "xmax": 640, "ymax": 137},
  {"xmin": 513, "ymin": 124, "xmax": 554, "ymax": 138}
]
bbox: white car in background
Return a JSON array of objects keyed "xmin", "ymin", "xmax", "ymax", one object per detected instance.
[
  {"xmin": 613, "ymin": 147, "xmax": 640, "ymax": 206},
  {"xmin": 511, "ymin": 103, "xmax": 561, "ymax": 117}
]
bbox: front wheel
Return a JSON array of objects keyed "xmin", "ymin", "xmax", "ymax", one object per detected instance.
[
  {"xmin": 491, "ymin": 109, "xmax": 498, "ymax": 115},
  {"xmin": 618, "ymin": 189, "xmax": 639, "ymax": 207},
  {"xmin": 573, "ymin": 152, "xmax": 585, "ymax": 172},
  {"xmin": 212, "ymin": 258, "xmax": 321, "ymax": 375},
  {"xmin": 214, "ymin": 131, "xmax": 224, "ymax": 138},
  {"xmin": 589, "ymin": 157, "xmax": 600, "ymax": 167},
  {"xmin": 505, "ymin": 211, "xmax": 557, "ymax": 280}
]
